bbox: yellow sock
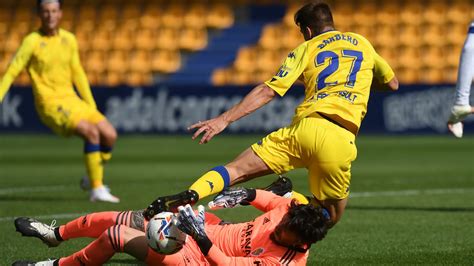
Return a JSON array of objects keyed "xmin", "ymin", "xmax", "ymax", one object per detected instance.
[
  {"xmin": 291, "ymin": 190, "xmax": 310, "ymax": 204},
  {"xmin": 100, "ymin": 145, "xmax": 113, "ymax": 163},
  {"xmin": 100, "ymin": 152, "xmax": 112, "ymax": 163},
  {"xmin": 84, "ymin": 143, "xmax": 103, "ymax": 189},
  {"xmin": 189, "ymin": 166, "xmax": 230, "ymax": 200}
]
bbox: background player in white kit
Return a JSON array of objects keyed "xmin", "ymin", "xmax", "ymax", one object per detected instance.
[{"xmin": 448, "ymin": 21, "xmax": 474, "ymax": 138}]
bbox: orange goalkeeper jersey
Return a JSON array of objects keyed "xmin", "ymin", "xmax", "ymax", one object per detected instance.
[{"xmin": 205, "ymin": 190, "xmax": 308, "ymax": 265}]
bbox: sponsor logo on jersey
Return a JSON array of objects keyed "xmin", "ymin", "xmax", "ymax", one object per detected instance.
[
  {"xmin": 251, "ymin": 247, "xmax": 266, "ymax": 256},
  {"xmin": 241, "ymin": 221, "xmax": 254, "ymax": 256},
  {"xmin": 287, "ymin": 52, "xmax": 296, "ymax": 59}
]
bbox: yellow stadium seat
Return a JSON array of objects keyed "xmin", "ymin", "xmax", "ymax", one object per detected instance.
[
  {"xmin": 258, "ymin": 24, "xmax": 282, "ymax": 51},
  {"xmin": 421, "ymin": 25, "xmax": 445, "ymax": 47},
  {"xmin": 90, "ymin": 30, "xmax": 111, "ymax": 52},
  {"xmin": 397, "ymin": 46, "xmax": 419, "ymax": 69},
  {"xmin": 111, "ymin": 27, "xmax": 133, "ymax": 51},
  {"xmin": 14, "ymin": 71, "xmax": 30, "ymax": 86},
  {"xmin": 230, "ymin": 70, "xmax": 253, "ymax": 86},
  {"xmin": 374, "ymin": 25, "xmax": 398, "ymax": 49},
  {"xmin": 233, "ymin": 46, "xmax": 257, "ymax": 73},
  {"xmin": 376, "ymin": 2, "xmax": 399, "ymax": 26},
  {"xmin": 125, "ymin": 72, "xmax": 145, "ymax": 87},
  {"xmin": 4, "ymin": 32, "xmax": 22, "ymax": 53},
  {"xmin": 398, "ymin": 25, "xmax": 420, "ymax": 48},
  {"xmin": 444, "ymin": 66, "xmax": 458, "ymax": 84},
  {"xmin": 397, "ymin": 67, "xmax": 419, "ymax": 85},
  {"xmin": 400, "ymin": 2, "xmax": 423, "ymax": 26},
  {"xmin": 106, "ymin": 50, "xmax": 127, "ymax": 75},
  {"xmin": 155, "ymin": 28, "xmax": 179, "ymax": 50},
  {"xmin": 85, "ymin": 51, "xmax": 106, "ymax": 75},
  {"xmin": 161, "ymin": 3, "xmax": 184, "ymax": 29},
  {"xmin": 211, "ymin": 68, "xmax": 230, "ymax": 86},
  {"xmin": 281, "ymin": 26, "xmax": 304, "ymax": 50},
  {"xmin": 447, "ymin": 0, "xmax": 472, "ymax": 24},
  {"xmin": 105, "ymin": 71, "xmax": 123, "ymax": 87},
  {"xmin": 353, "ymin": 0, "xmax": 376, "ymax": 27},
  {"xmin": 420, "ymin": 46, "xmax": 444, "ymax": 70},
  {"xmin": 183, "ymin": 3, "xmax": 207, "ymax": 29},
  {"xmin": 423, "ymin": 0, "xmax": 447, "ymax": 26},
  {"xmin": 128, "ymin": 51, "xmax": 150, "ymax": 73},
  {"xmin": 140, "ymin": 5, "xmax": 162, "ymax": 30},
  {"xmin": 206, "ymin": 3, "xmax": 234, "ymax": 29},
  {"xmin": 150, "ymin": 50, "xmax": 181, "ymax": 74},
  {"xmin": 134, "ymin": 28, "xmax": 156, "ymax": 51},
  {"xmin": 420, "ymin": 67, "xmax": 443, "ymax": 84},
  {"xmin": 178, "ymin": 28, "xmax": 208, "ymax": 51},
  {"xmin": 256, "ymin": 49, "xmax": 280, "ymax": 72}
]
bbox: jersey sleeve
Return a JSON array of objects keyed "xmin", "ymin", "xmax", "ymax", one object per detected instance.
[
  {"xmin": 70, "ymin": 34, "xmax": 97, "ymax": 109},
  {"xmin": 264, "ymin": 42, "xmax": 309, "ymax": 97},
  {"xmin": 250, "ymin": 190, "xmax": 292, "ymax": 213},
  {"xmin": 0, "ymin": 35, "xmax": 35, "ymax": 102},
  {"xmin": 373, "ymin": 51, "xmax": 395, "ymax": 84},
  {"xmin": 206, "ymin": 245, "xmax": 307, "ymax": 266}
]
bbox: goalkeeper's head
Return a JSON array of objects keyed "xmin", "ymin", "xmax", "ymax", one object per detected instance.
[
  {"xmin": 271, "ymin": 201, "xmax": 329, "ymax": 250},
  {"xmin": 36, "ymin": 0, "xmax": 63, "ymax": 34},
  {"xmin": 294, "ymin": 1, "xmax": 334, "ymax": 41}
]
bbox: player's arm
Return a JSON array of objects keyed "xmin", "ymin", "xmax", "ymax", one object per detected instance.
[
  {"xmin": 188, "ymin": 83, "xmax": 277, "ymax": 144},
  {"xmin": 70, "ymin": 35, "xmax": 97, "ymax": 109},
  {"xmin": 176, "ymin": 205, "xmax": 293, "ymax": 266},
  {"xmin": 209, "ymin": 188, "xmax": 292, "ymax": 212},
  {"xmin": 189, "ymin": 43, "xmax": 309, "ymax": 144},
  {"xmin": 370, "ymin": 52, "xmax": 399, "ymax": 92},
  {"xmin": 0, "ymin": 36, "xmax": 35, "ymax": 102}
]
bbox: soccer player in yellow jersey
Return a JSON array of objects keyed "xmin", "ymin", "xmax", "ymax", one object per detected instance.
[
  {"xmin": 0, "ymin": 0, "xmax": 119, "ymax": 203},
  {"xmin": 144, "ymin": 2, "xmax": 399, "ymax": 226}
]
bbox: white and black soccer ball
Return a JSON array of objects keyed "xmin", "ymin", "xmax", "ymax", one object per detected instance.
[{"xmin": 146, "ymin": 212, "xmax": 187, "ymax": 254}]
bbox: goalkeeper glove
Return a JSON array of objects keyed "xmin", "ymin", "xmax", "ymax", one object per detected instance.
[
  {"xmin": 207, "ymin": 187, "xmax": 256, "ymax": 210},
  {"xmin": 175, "ymin": 204, "xmax": 212, "ymax": 255}
]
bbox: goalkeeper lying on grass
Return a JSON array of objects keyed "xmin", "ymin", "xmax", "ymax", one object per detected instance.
[{"xmin": 13, "ymin": 185, "xmax": 329, "ymax": 265}]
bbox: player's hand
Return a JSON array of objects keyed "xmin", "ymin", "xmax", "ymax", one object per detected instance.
[
  {"xmin": 188, "ymin": 117, "xmax": 229, "ymax": 144},
  {"xmin": 175, "ymin": 204, "xmax": 207, "ymax": 240},
  {"xmin": 208, "ymin": 187, "xmax": 250, "ymax": 209}
]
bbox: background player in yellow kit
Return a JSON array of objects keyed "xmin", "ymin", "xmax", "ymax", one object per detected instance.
[
  {"xmin": 0, "ymin": 0, "xmax": 119, "ymax": 203},
  {"xmin": 144, "ymin": 1, "xmax": 399, "ymax": 226}
]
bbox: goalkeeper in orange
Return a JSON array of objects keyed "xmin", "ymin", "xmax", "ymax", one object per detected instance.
[
  {"xmin": 0, "ymin": 0, "xmax": 119, "ymax": 202},
  {"xmin": 13, "ymin": 187, "xmax": 329, "ymax": 265}
]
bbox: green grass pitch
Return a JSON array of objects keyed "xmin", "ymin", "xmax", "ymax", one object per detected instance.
[{"xmin": 1, "ymin": 134, "xmax": 473, "ymax": 265}]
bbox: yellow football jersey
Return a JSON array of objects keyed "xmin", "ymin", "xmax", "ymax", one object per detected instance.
[
  {"xmin": 0, "ymin": 29, "xmax": 96, "ymax": 108},
  {"xmin": 265, "ymin": 30, "xmax": 394, "ymax": 134}
]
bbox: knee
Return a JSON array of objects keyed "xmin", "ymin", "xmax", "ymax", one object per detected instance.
[
  {"xmin": 104, "ymin": 225, "xmax": 125, "ymax": 252},
  {"xmin": 81, "ymin": 124, "xmax": 100, "ymax": 143},
  {"xmin": 100, "ymin": 124, "xmax": 118, "ymax": 145}
]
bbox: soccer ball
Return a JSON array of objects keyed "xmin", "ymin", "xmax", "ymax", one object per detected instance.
[{"xmin": 146, "ymin": 212, "xmax": 187, "ymax": 254}]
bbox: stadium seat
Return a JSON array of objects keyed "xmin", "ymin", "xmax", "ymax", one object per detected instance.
[
  {"xmin": 178, "ymin": 28, "xmax": 208, "ymax": 51},
  {"xmin": 134, "ymin": 29, "xmax": 156, "ymax": 51},
  {"xmin": 206, "ymin": 3, "xmax": 234, "ymax": 29},
  {"xmin": 258, "ymin": 24, "xmax": 282, "ymax": 51},
  {"xmin": 183, "ymin": 3, "xmax": 207, "ymax": 29},
  {"xmin": 150, "ymin": 50, "xmax": 181, "ymax": 74}
]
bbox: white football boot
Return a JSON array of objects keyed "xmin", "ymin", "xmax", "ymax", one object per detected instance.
[
  {"xmin": 14, "ymin": 217, "xmax": 61, "ymax": 247},
  {"xmin": 90, "ymin": 185, "xmax": 120, "ymax": 203},
  {"xmin": 448, "ymin": 105, "xmax": 472, "ymax": 124},
  {"xmin": 448, "ymin": 122, "xmax": 464, "ymax": 138}
]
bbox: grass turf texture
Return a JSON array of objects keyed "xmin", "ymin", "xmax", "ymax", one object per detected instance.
[{"xmin": 0, "ymin": 134, "xmax": 473, "ymax": 265}]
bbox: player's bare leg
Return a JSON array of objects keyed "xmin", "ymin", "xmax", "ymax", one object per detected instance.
[
  {"xmin": 225, "ymin": 147, "xmax": 274, "ymax": 184},
  {"xmin": 76, "ymin": 120, "xmax": 119, "ymax": 203}
]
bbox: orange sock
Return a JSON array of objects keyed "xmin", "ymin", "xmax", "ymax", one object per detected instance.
[
  {"xmin": 59, "ymin": 225, "xmax": 125, "ymax": 266},
  {"xmin": 59, "ymin": 211, "xmax": 132, "ymax": 240}
]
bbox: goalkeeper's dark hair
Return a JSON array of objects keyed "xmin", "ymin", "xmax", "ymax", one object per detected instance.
[
  {"xmin": 294, "ymin": 1, "xmax": 334, "ymax": 35},
  {"xmin": 37, "ymin": 0, "xmax": 63, "ymax": 11},
  {"xmin": 284, "ymin": 200, "xmax": 329, "ymax": 245}
]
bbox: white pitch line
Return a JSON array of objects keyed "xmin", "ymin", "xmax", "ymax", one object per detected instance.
[
  {"xmin": 0, "ymin": 185, "xmax": 74, "ymax": 195},
  {"xmin": 350, "ymin": 188, "xmax": 474, "ymax": 198},
  {"xmin": 0, "ymin": 212, "xmax": 87, "ymax": 222},
  {"xmin": 1, "ymin": 187, "xmax": 473, "ymax": 223}
]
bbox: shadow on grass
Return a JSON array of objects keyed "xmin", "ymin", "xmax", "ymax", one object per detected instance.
[
  {"xmin": 348, "ymin": 205, "xmax": 474, "ymax": 212},
  {"xmin": 107, "ymin": 259, "xmax": 145, "ymax": 265}
]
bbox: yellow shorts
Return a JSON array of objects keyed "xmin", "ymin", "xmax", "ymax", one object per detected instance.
[
  {"xmin": 35, "ymin": 97, "xmax": 105, "ymax": 137},
  {"xmin": 251, "ymin": 113, "xmax": 357, "ymax": 201}
]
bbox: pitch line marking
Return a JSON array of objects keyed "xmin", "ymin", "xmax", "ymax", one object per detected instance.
[
  {"xmin": 0, "ymin": 188, "xmax": 473, "ymax": 222},
  {"xmin": 349, "ymin": 188, "xmax": 474, "ymax": 198},
  {"xmin": 0, "ymin": 185, "xmax": 75, "ymax": 195}
]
